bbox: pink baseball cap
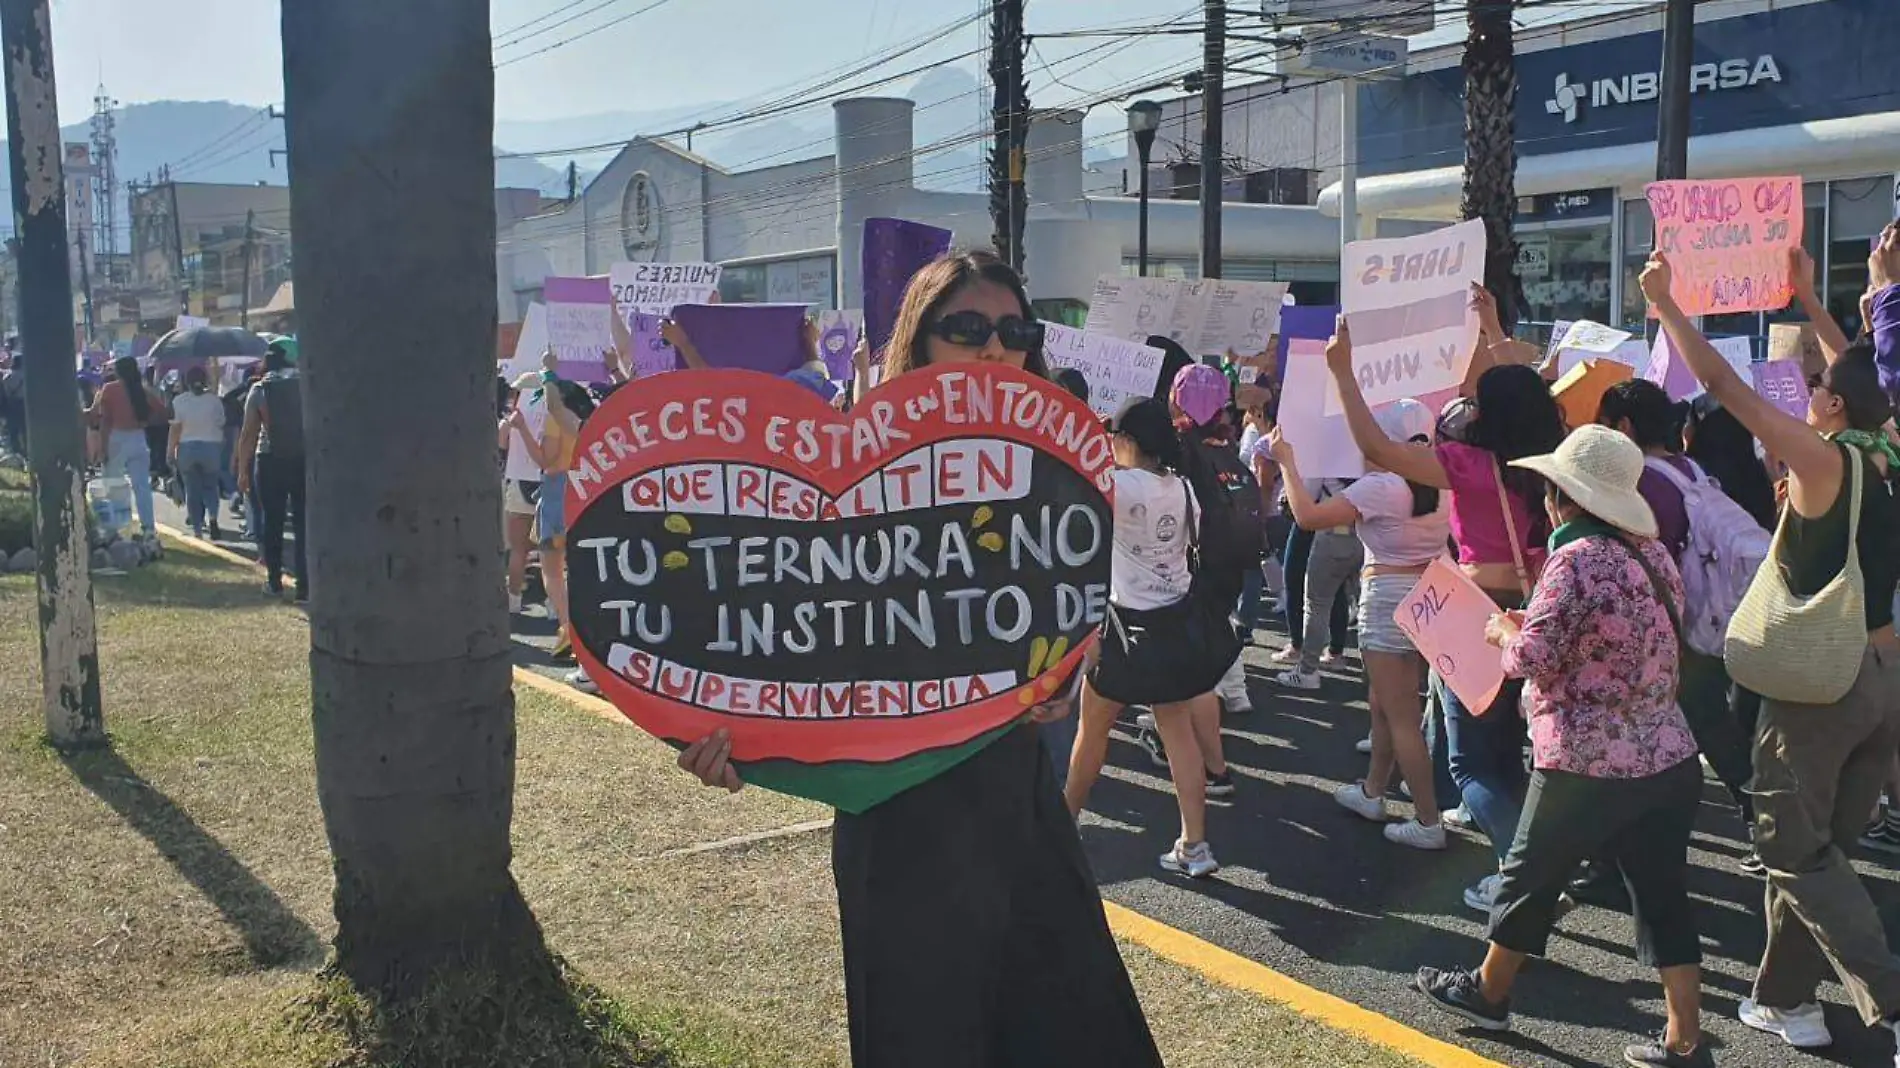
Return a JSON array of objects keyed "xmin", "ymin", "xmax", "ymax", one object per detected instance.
[{"xmin": 1171, "ymin": 363, "xmax": 1231, "ymax": 426}]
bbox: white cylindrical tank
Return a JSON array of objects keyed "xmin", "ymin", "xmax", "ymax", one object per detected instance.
[
  {"xmin": 835, "ymin": 97, "xmax": 917, "ymax": 307},
  {"xmin": 1023, "ymin": 218, "xmax": 1120, "ymax": 305},
  {"xmin": 1025, "ymin": 109, "xmax": 1085, "ymax": 215}
]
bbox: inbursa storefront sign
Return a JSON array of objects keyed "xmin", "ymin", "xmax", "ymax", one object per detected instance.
[{"xmin": 1357, "ymin": 0, "xmax": 1900, "ymax": 177}]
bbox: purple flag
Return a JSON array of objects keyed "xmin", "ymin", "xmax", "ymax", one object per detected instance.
[
  {"xmin": 862, "ymin": 217, "xmax": 952, "ymax": 362},
  {"xmin": 670, "ymin": 303, "xmax": 810, "ymax": 375},
  {"xmin": 1752, "ymin": 360, "xmax": 1811, "ymax": 420},
  {"xmin": 630, "ymin": 313, "xmax": 680, "ymax": 379}
]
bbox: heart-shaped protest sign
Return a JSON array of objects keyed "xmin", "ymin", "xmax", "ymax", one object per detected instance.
[{"xmin": 565, "ymin": 362, "xmax": 1116, "ymax": 812}]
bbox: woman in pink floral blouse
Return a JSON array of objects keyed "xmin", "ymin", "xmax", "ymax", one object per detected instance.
[{"xmin": 1415, "ymin": 425, "xmax": 1712, "ymax": 1068}]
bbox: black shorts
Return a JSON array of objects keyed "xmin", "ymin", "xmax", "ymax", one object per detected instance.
[{"xmin": 1090, "ymin": 592, "xmax": 1240, "ymax": 707}]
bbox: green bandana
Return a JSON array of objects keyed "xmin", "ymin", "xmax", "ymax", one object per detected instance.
[
  {"xmin": 1829, "ymin": 429, "xmax": 1900, "ymax": 473},
  {"xmin": 1547, "ymin": 514, "xmax": 1621, "ymax": 554}
]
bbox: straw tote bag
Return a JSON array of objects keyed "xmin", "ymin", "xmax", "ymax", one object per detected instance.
[{"xmin": 1724, "ymin": 444, "xmax": 1867, "ymax": 705}]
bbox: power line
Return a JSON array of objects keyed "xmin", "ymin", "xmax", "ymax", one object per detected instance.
[{"xmin": 494, "ymin": 0, "xmax": 688, "ymax": 68}]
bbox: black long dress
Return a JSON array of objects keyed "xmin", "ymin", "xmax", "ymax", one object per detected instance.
[{"xmin": 831, "ymin": 722, "xmax": 1164, "ymax": 1068}]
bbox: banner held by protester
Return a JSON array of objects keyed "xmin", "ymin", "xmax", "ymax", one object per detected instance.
[{"xmin": 1333, "ymin": 218, "xmax": 1484, "ymax": 414}]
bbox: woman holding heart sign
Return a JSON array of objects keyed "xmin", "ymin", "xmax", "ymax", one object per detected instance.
[{"xmin": 675, "ymin": 251, "xmax": 1165, "ymax": 1068}]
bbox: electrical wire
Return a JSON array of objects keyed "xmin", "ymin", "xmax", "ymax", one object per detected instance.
[{"xmin": 495, "ymin": 0, "xmax": 686, "ymax": 68}]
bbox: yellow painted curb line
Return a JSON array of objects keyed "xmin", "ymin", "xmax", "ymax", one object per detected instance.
[
  {"xmin": 158, "ymin": 522, "xmax": 1505, "ymax": 1068},
  {"xmin": 1102, "ymin": 902, "xmax": 1510, "ymax": 1068}
]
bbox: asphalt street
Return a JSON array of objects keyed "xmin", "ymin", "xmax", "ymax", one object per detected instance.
[{"xmin": 168, "ymin": 492, "xmax": 1900, "ymax": 1068}]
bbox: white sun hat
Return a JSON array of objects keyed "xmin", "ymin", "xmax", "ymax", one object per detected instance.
[{"xmin": 1509, "ymin": 423, "xmax": 1659, "ymax": 539}]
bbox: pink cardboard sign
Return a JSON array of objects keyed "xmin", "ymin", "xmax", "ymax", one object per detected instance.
[
  {"xmin": 1752, "ymin": 359, "xmax": 1811, "ymax": 420},
  {"xmin": 1392, "ymin": 557, "xmax": 1506, "ymax": 715},
  {"xmin": 1644, "ymin": 177, "xmax": 1803, "ymax": 317}
]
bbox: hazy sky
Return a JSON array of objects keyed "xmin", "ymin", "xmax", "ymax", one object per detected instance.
[{"xmin": 48, "ymin": 0, "xmax": 1633, "ymax": 137}]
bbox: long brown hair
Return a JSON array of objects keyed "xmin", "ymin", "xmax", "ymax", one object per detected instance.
[{"xmin": 881, "ymin": 250, "xmax": 1048, "ymax": 380}]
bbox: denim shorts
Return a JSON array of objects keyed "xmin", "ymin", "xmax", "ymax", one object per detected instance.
[
  {"xmin": 1357, "ymin": 572, "xmax": 1423, "ymax": 655},
  {"xmin": 535, "ymin": 473, "xmax": 567, "ymax": 547}
]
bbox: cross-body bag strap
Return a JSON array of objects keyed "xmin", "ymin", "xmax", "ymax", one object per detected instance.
[
  {"xmin": 1607, "ymin": 532, "xmax": 1686, "ymax": 655},
  {"xmin": 1490, "ymin": 454, "xmax": 1533, "ymax": 600}
]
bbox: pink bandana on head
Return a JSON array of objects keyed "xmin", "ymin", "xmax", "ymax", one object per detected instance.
[{"xmin": 1171, "ymin": 363, "xmax": 1230, "ymax": 426}]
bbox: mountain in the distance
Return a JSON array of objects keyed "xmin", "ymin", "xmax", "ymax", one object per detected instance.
[{"xmin": 0, "ymin": 99, "xmax": 573, "ymax": 211}]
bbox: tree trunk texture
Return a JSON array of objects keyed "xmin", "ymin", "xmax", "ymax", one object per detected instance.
[
  {"xmin": 1461, "ymin": 1, "xmax": 1521, "ymax": 327},
  {"xmin": 0, "ymin": 0, "xmax": 104, "ymax": 747},
  {"xmin": 281, "ymin": 0, "xmax": 543, "ymax": 997}
]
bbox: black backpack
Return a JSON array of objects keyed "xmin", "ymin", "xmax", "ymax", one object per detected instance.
[
  {"xmin": 1181, "ymin": 435, "xmax": 1266, "ymax": 582},
  {"xmin": 257, "ymin": 373, "xmax": 305, "ymax": 459}
]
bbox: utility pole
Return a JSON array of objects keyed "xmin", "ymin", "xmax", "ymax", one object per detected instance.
[
  {"xmin": 0, "ymin": 0, "xmax": 104, "ymax": 747},
  {"xmin": 1655, "ymin": 0, "xmax": 1694, "ymax": 180},
  {"xmin": 1199, "ymin": 0, "xmax": 1225, "ymax": 280},
  {"xmin": 76, "ymin": 229, "xmax": 92, "ymax": 344},
  {"xmin": 167, "ymin": 171, "xmax": 187, "ymax": 316},
  {"xmin": 987, "ymin": 0, "xmax": 1026, "ymax": 271},
  {"xmin": 565, "ymin": 160, "xmax": 578, "ymax": 202},
  {"xmin": 239, "ymin": 208, "xmax": 255, "ymax": 330}
]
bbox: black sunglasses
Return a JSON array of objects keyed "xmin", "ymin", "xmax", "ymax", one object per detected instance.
[{"xmin": 928, "ymin": 310, "xmax": 1044, "ymax": 352}]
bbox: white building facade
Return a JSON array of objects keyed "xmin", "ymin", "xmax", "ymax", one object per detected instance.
[{"xmin": 495, "ymin": 96, "xmax": 1344, "ymax": 325}]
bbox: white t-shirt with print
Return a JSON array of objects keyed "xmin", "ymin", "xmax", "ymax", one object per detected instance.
[
  {"xmin": 504, "ymin": 391, "xmax": 548, "ymax": 484},
  {"xmin": 1341, "ymin": 472, "xmax": 1451, "ymax": 567},
  {"xmin": 1110, "ymin": 467, "xmax": 1199, "ymax": 611}
]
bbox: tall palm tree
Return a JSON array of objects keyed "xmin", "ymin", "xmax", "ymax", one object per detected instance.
[
  {"xmin": 282, "ymin": 0, "xmax": 544, "ymax": 995},
  {"xmin": 1461, "ymin": 0, "xmax": 1521, "ymax": 327},
  {"xmin": 989, "ymin": 0, "xmax": 1027, "ymax": 268}
]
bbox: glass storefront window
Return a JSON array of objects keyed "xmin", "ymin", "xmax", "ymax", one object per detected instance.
[
  {"xmin": 1619, "ymin": 198, "xmax": 1654, "ymax": 330},
  {"xmin": 1518, "ymin": 222, "xmax": 1613, "ymax": 329},
  {"xmin": 1828, "ymin": 175, "xmax": 1894, "ymax": 339},
  {"xmin": 719, "ymin": 264, "xmax": 768, "ymax": 305}
]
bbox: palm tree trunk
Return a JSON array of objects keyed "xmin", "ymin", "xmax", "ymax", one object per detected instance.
[
  {"xmin": 1460, "ymin": 1, "xmax": 1521, "ymax": 327},
  {"xmin": 282, "ymin": 0, "xmax": 542, "ymax": 996}
]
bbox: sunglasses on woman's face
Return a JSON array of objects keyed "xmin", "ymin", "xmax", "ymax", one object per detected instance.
[{"xmin": 928, "ymin": 310, "xmax": 1044, "ymax": 352}]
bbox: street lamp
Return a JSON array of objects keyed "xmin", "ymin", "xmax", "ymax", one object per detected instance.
[{"xmin": 1126, "ymin": 99, "xmax": 1163, "ymax": 277}]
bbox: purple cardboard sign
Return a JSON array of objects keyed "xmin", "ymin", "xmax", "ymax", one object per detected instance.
[
  {"xmin": 670, "ymin": 303, "xmax": 811, "ymax": 375},
  {"xmin": 630, "ymin": 313, "xmax": 681, "ymax": 379},
  {"xmin": 862, "ymin": 217, "xmax": 953, "ymax": 362},
  {"xmin": 817, "ymin": 310, "xmax": 862, "ymax": 382},
  {"xmin": 1274, "ymin": 304, "xmax": 1338, "ymax": 389},
  {"xmin": 1641, "ymin": 333, "xmax": 1702, "ymax": 402},
  {"xmin": 543, "ymin": 275, "xmax": 612, "ymax": 304},
  {"xmin": 1752, "ymin": 359, "xmax": 1811, "ymax": 419}
]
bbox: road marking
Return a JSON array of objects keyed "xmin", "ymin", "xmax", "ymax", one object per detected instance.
[
  {"xmin": 1103, "ymin": 902, "xmax": 1512, "ymax": 1068},
  {"xmin": 158, "ymin": 522, "xmax": 1508, "ymax": 1068}
]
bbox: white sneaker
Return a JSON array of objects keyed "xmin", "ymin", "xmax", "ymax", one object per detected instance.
[
  {"xmin": 1159, "ymin": 839, "xmax": 1220, "ymax": 878},
  {"xmin": 564, "ymin": 668, "xmax": 599, "ymax": 695},
  {"xmin": 1463, "ymin": 873, "xmax": 1503, "ymax": 913},
  {"xmin": 1334, "ymin": 781, "xmax": 1390, "ymax": 822},
  {"xmin": 1740, "ymin": 999, "xmax": 1834, "ymax": 1049},
  {"xmin": 1355, "ymin": 734, "xmax": 1374, "ymax": 754},
  {"xmin": 1275, "ymin": 668, "xmax": 1321, "ymax": 691},
  {"xmin": 1384, "ymin": 819, "xmax": 1448, "ymax": 851},
  {"xmin": 1443, "ymin": 804, "xmax": 1474, "ymax": 830},
  {"xmin": 1737, "ymin": 999, "xmax": 1831, "ymax": 1049},
  {"xmin": 508, "ymin": 592, "xmax": 524, "ymax": 614},
  {"xmin": 1135, "ymin": 711, "xmax": 1157, "ymax": 731}
]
